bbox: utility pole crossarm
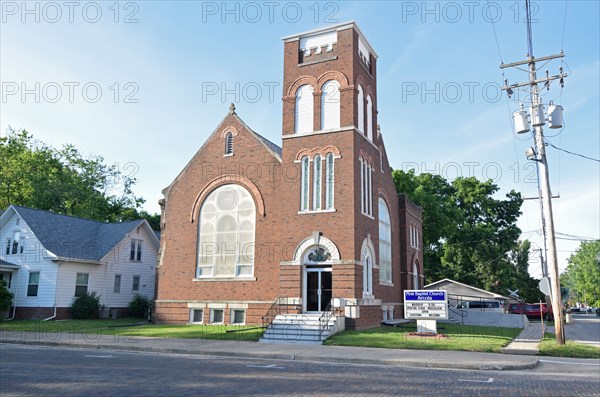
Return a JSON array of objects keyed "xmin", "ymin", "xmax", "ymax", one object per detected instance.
[
  {"xmin": 502, "ymin": 74, "xmax": 568, "ymax": 91},
  {"xmin": 500, "ymin": 53, "xmax": 565, "ymax": 69}
]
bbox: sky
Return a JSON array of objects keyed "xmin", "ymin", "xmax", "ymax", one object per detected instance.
[{"xmin": 1, "ymin": 1, "xmax": 599, "ymax": 280}]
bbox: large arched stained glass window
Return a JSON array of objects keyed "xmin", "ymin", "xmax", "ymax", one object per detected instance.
[{"xmin": 197, "ymin": 184, "xmax": 255, "ymax": 278}]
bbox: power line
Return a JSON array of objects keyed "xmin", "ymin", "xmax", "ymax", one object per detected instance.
[{"xmin": 546, "ymin": 141, "xmax": 600, "ymax": 163}]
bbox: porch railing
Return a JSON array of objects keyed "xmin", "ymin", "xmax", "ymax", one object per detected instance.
[
  {"xmin": 261, "ymin": 297, "xmax": 301, "ymax": 331},
  {"xmin": 318, "ymin": 299, "xmax": 335, "ymax": 340}
]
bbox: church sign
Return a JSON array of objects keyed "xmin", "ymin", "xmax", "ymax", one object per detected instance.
[{"xmin": 404, "ymin": 290, "xmax": 448, "ymax": 320}]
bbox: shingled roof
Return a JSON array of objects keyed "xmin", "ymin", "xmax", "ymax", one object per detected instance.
[{"xmin": 8, "ymin": 206, "xmax": 150, "ymax": 262}]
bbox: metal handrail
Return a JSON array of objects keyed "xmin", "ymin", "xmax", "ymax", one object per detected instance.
[
  {"xmin": 261, "ymin": 297, "xmax": 301, "ymax": 332},
  {"xmin": 318, "ymin": 299, "xmax": 335, "ymax": 340}
]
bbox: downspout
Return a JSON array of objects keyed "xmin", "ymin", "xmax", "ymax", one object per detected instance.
[
  {"xmin": 42, "ymin": 263, "xmax": 60, "ymax": 321},
  {"xmin": 6, "ymin": 270, "xmax": 21, "ymax": 321}
]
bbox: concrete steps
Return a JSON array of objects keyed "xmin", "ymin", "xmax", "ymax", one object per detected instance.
[{"xmin": 260, "ymin": 314, "xmax": 337, "ymax": 344}]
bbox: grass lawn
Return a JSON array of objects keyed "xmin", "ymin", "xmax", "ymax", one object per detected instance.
[
  {"xmin": 539, "ymin": 334, "xmax": 600, "ymax": 359},
  {"xmin": 324, "ymin": 323, "xmax": 520, "ymax": 353},
  {"xmin": 0, "ymin": 319, "xmax": 264, "ymax": 342}
]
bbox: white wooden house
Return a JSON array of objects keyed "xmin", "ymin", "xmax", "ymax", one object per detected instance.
[{"xmin": 0, "ymin": 205, "xmax": 159, "ymax": 319}]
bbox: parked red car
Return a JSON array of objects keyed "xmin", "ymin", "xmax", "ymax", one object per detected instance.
[{"xmin": 510, "ymin": 303, "xmax": 553, "ymax": 321}]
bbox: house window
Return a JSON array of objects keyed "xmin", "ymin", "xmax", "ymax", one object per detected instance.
[
  {"xmin": 231, "ymin": 309, "xmax": 245, "ymax": 324},
  {"xmin": 357, "ymin": 85, "xmax": 364, "ymax": 133},
  {"xmin": 224, "ymin": 132, "xmax": 234, "ymax": 155},
  {"xmin": 210, "ymin": 309, "xmax": 224, "ymax": 324},
  {"xmin": 113, "ymin": 274, "xmax": 121, "ymax": 293},
  {"xmin": 27, "ymin": 272, "xmax": 39, "ymax": 297},
  {"xmin": 9, "ymin": 232, "xmax": 20, "ymax": 255},
  {"xmin": 378, "ymin": 198, "xmax": 392, "ymax": 283},
  {"xmin": 300, "ymin": 156, "xmax": 310, "ymax": 211},
  {"xmin": 295, "ymin": 84, "xmax": 314, "ymax": 134},
  {"xmin": 197, "ymin": 184, "xmax": 256, "ymax": 278},
  {"xmin": 320, "ymin": 80, "xmax": 340, "ymax": 130},
  {"xmin": 132, "ymin": 275, "xmax": 140, "ymax": 292},
  {"xmin": 360, "ymin": 157, "xmax": 372, "ymax": 216},
  {"xmin": 75, "ymin": 273, "xmax": 89, "ymax": 297},
  {"xmin": 130, "ymin": 239, "xmax": 142, "ymax": 261},
  {"xmin": 191, "ymin": 309, "xmax": 204, "ymax": 324},
  {"xmin": 312, "ymin": 154, "xmax": 321, "ymax": 210},
  {"xmin": 325, "ymin": 153, "xmax": 334, "ymax": 210}
]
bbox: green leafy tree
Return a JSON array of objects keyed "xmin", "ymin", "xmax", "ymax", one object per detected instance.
[
  {"xmin": 393, "ymin": 170, "xmax": 526, "ymax": 295},
  {"xmin": 563, "ymin": 240, "xmax": 600, "ymax": 307},
  {"xmin": 1, "ymin": 128, "xmax": 159, "ymax": 226}
]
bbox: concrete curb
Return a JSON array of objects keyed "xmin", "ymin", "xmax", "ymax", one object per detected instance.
[{"xmin": 0, "ymin": 338, "xmax": 539, "ymax": 371}]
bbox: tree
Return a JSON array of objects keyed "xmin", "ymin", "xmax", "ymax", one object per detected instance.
[
  {"xmin": 1, "ymin": 128, "xmax": 160, "ymax": 228},
  {"xmin": 393, "ymin": 169, "xmax": 527, "ymax": 295},
  {"xmin": 563, "ymin": 240, "xmax": 600, "ymax": 307}
]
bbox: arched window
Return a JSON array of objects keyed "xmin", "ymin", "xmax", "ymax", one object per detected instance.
[
  {"xmin": 312, "ymin": 155, "xmax": 321, "ymax": 210},
  {"xmin": 357, "ymin": 85, "xmax": 364, "ymax": 134},
  {"xmin": 295, "ymin": 85, "xmax": 314, "ymax": 134},
  {"xmin": 366, "ymin": 95, "xmax": 373, "ymax": 141},
  {"xmin": 300, "ymin": 156, "xmax": 309, "ymax": 211},
  {"xmin": 197, "ymin": 184, "xmax": 255, "ymax": 278},
  {"xmin": 321, "ymin": 80, "xmax": 340, "ymax": 130},
  {"xmin": 224, "ymin": 132, "xmax": 233, "ymax": 155},
  {"xmin": 325, "ymin": 153, "xmax": 334, "ymax": 210},
  {"xmin": 378, "ymin": 198, "xmax": 392, "ymax": 283},
  {"xmin": 360, "ymin": 157, "xmax": 372, "ymax": 216},
  {"xmin": 412, "ymin": 261, "xmax": 419, "ymax": 289},
  {"xmin": 362, "ymin": 245, "xmax": 373, "ymax": 297}
]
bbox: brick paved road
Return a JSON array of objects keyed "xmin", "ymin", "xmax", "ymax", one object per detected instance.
[{"xmin": 1, "ymin": 344, "xmax": 598, "ymax": 396}]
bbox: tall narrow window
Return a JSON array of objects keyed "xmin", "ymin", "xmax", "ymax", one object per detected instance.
[
  {"xmin": 362, "ymin": 246, "xmax": 373, "ymax": 297},
  {"xmin": 366, "ymin": 95, "xmax": 373, "ymax": 141},
  {"xmin": 224, "ymin": 132, "xmax": 234, "ymax": 155},
  {"xmin": 312, "ymin": 155, "xmax": 321, "ymax": 210},
  {"xmin": 413, "ymin": 261, "xmax": 419, "ymax": 289},
  {"xmin": 132, "ymin": 275, "xmax": 140, "ymax": 292},
  {"xmin": 360, "ymin": 157, "xmax": 372, "ymax": 216},
  {"xmin": 75, "ymin": 273, "xmax": 89, "ymax": 297},
  {"xmin": 300, "ymin": 156, "xmax": 310, "ymax": 211},
  {"xmin": 357, "ymin": 85, "xmax": 364, "ymax": 134},
  {"xmin": 359, "ymin": 157, "xmax": 365, "ymax": 213},
  {"xmin": 197, "ymin": 184, "xmax": 256, "ymax": 278},
  {"xmin": 113, "ymin": 274, "xmax": 121, "ymax": 293},
  {"xmin": 130, "ymin": 239, "xmax": 142, "ymax": 261},
  {"xmin": 295, "ymin": 84, "xmax": 314, "ymax": 134},
  {"xmin": 11, "ymin": 232, "xmax": 20, "ymax": 255},
  {"xmin": 321, "ymin": 80, "xmax": 340, "ymax": 130},
  {"xmin": 378, "ymin": 198, "xmax": 392, "ymax": 283},
  {"xmin": 27, "ymin": 272, "xmax": 39, "ymax": 297},
  {"xmin": 325, "ymin": 153, "xmax": 334, "ymax": 210}
]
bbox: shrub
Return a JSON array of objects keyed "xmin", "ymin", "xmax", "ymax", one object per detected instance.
[
  {"xmin": 128, "ymin": 294, "xmax": 153, "ymax": 318},
  {"xmin": 0, "ymin": 280, "xmax": 14, "ymax": 318},
  {"xmin": 71, "ymin": 291, "xmax": 101, "ymax": 319}
]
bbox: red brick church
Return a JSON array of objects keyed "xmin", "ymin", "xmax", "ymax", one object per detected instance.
[{"xmin": 154, "ymin": 22, "xmax": 423, "ymax": 331}]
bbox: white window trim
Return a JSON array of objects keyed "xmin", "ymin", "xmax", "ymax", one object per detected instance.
[
  {"xmin": 325, "ymin": 153, "xmax": 335, "ymax": 210},
  {"xmin": 190, "ymin": 308, "xmax": 204, "ymax": 324},
  {"xmin": 300, "ymin": 156, "xmax": 310, "ymax": 211},
  {"xmin": 132, "ymin": 275, "xmax": 141, "ymax": 292},
  {"xmin": 230, "ymin": 309, "xmax": 246, "ymax": 325},
  {"xmin": 210, "ymin": 308, "xmax": 225, "ymax": 324}
]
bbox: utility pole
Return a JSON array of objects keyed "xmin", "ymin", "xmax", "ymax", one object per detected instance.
[{"xmin": 500, "ymin": 0, "xmax": 567, "ymax": 344}]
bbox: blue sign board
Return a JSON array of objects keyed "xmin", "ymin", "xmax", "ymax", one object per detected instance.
[{"xmin": 404, "ymin": 290, "xmax": 446, "ymax": 301}]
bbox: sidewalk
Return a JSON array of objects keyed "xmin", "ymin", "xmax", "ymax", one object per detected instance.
[
  {"xmin": 501, "ymin": 321, "xmax": 544, "ymax": 355},
  {"xmin": 0, "ymin": 328, "xmax": 538, "ymax": 371}
]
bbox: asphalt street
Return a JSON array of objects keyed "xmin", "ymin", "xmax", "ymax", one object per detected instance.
[{"xmin": 1, "ymin": 344, "xmax": 599, "ymax": 397}]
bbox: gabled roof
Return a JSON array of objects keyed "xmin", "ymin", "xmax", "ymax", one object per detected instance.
[
  {"xmin": 424, "ymin": 278, "xmax": 511, "ymax": 300},
  {"xmin": 2, "ymin": 205, "xmax": 158, "ymax": 263}
]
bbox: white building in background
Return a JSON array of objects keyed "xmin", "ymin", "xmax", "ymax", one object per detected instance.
[{"xmin": 0, "ymin": 205, "xmax": 159, "ymax": 319}]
